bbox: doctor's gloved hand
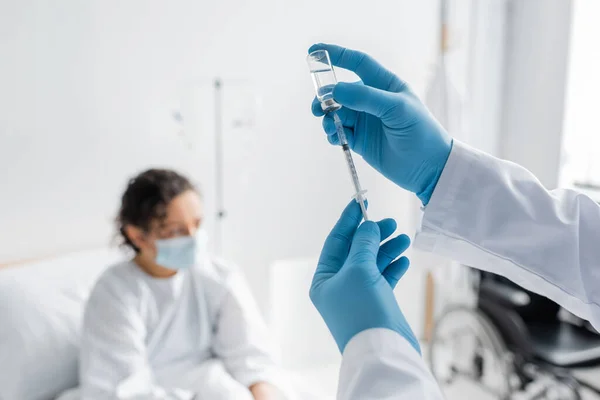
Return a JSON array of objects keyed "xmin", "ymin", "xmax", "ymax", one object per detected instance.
[
  {"xmin": 309, "ymin": 43, "xmax": 453, "ymax": 205},
  {"xmin": 310, "ymin": 201, "xmax": 420, "ymax": 354}
]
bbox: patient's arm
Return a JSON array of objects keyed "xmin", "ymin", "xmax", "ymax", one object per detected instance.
[
  {"xmin": 212, "ymin": 271, "xmax": 288, "ymax": 397},
  {"xmin": 80, "ymin": 278, "xmax": 194, "ymax": 400},
  {"xmin": 249, "ymin": 382, "xmax": 285, "ymax": 400}
]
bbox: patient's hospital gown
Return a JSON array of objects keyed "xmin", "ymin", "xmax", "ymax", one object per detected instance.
[{"xmin": 64, "ymin": 256, "xmax": 291, "ymax": 400}]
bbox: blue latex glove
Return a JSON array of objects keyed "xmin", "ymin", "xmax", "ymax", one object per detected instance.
[
  {"xmin": 310, "ymin": 200, "xmax": 420, "ymax": 353},
  {"xmin": 309, "ymin": 43, "xmax": 453, "ymax": 205}
]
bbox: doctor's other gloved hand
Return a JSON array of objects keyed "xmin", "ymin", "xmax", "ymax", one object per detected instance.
[
  {"xmin": 309, "ymin": 43, "xmax": 453, "ymax": 205},
  {"xmin": 309, "ymin": 201, "xmax": 420, "ymax": 354}
]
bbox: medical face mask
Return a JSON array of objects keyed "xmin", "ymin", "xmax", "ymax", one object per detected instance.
[{"xmin": 154, "ymin": 229, "xmax": 208, "ymax": 270}]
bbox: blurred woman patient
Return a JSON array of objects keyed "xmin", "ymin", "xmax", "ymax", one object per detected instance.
[{"xmin": 78, "ymin": 169, "xmax": 290, "ymax": 400}]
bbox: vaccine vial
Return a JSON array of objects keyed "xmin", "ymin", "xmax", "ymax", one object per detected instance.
[{"xmin": 307, "ymin": 50, "xmax": 342, "ymax": 113}]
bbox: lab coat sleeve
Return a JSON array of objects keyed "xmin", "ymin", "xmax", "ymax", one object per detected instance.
[
  {"xmin": 338, "ymin": 329, "xmax": 444, "ymax": 400},
  {"xmin": 80, "ymin": 278, "xmax": 194, "ymax": 400},
  {"xmin": 211, "ymin": 271, "xmax": 281, "ymax": 389},
  {"xmin": 415, "ymin": 140, "xmax": 600, "ymax": 328}
]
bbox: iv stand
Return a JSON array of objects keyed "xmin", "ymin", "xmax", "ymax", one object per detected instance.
[{"xmin": 214, "ymin": 78, "xmax": 225, "ymax": 255}]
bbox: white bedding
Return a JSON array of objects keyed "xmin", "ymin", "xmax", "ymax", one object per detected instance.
[
  {"xmin": 0, "ymin": 250, "xmax": 331, "ymax": 400},
  {"xmin": 0, "ymin": 248, "xmax": 124, "ymax": 400}
]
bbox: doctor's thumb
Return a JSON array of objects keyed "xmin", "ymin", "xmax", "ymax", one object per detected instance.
[
  {"xmin": 333, "ymin": 82, "xmax": 398, "ymax": 119},
  {"xmin": 346, "ymin": 221, "xmax": 380, "ymax": 267}
]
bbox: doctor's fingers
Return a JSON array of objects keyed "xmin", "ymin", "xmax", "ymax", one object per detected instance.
[
  {"xmin": 376, "ymin": 234, "xmax": 411, "ymax": 273},
  {"xmin": 322, "ymin": 107, "xmax": 357, "ymax": 134},
  {"xmin": 316, "ymin": 200, "xmax": 363, "ymax": 274},
  {"xmin": 345, "ymin": 221, "xmax": 381, "ymax": 268},
  {"xmin": 308, "ymin": 43, "xmax": 407, "ymax": 93},
  {"xmin": 376, "ymin": 218, "xmax": 397, "ymax": 242},
  {"xmin": 311, "ymin": 96, "xmax": 325, "ymax": 117},
  {"xmin": 311, "ymin": 95, "xmax": 359, "ymax": 126},
  {"xmin": 326, "ymin": 128, "xmax": 355, "ymax": 148},
  {"xmin": 383, "ymin": 257, "xmax": 410, "ymax": 289}
]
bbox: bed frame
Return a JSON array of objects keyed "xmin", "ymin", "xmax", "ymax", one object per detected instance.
[{"xmin": 0, "ymin": 247, "xmax": 96, "ymax": 270}]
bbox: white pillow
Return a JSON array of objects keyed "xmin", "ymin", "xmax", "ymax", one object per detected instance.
[{"xmin": 0, "ymin": 248, "xmax": 124, "ymax": 400}]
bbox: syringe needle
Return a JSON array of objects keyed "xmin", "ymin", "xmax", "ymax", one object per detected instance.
[
  {"xmin": 306, "ymin": 50, "xmax": 369, "ymax": 221},
  {"xmin": 333, "ymin": 113, "xmax": 369, "ymax": 221}
]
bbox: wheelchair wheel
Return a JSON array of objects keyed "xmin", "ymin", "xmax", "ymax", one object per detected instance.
[
  {"xmin": 524, "ymin": 374, "xmax": 582, "ymax": 400},
  {"xmin": 544, "ymin": 378, "xmax": 581, "ymax": 400},
  {"xmin": 428, "ymin": 306, "xmax": 515, "ymax": 399}
]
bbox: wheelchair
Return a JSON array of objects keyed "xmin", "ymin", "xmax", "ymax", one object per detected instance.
[{"xmin": 428, "ymin": 270, "xmax": 600, "ymax": 399}]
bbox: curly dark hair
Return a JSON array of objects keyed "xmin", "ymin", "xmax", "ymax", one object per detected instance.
[{"xmin": 116, "ymin": 168, "xmax": 196, "ymax": 252}]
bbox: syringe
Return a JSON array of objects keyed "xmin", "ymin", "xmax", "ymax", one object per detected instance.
[
  {"xmin": 307, "ymin": 49, "xmax": 369, "ymax": 221},
  {"xmin": 332, "ymin": 112, "xmax": 369, "ymax": 221}
]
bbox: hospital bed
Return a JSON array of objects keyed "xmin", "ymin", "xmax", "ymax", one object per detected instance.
[
  {"xmin": 0, "ymin": 250, "xmax": 335, "ymax": 400},
  {"xmin": 0, "ymin": 248, "xmax": 124, "ymax": 399},
  {"xmin": 429, "ymin": 270, "xmax": 600, "ymax": 399}
]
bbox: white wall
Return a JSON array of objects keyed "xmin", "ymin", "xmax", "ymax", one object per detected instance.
[
  {"xmin": 560, "ymin": 0, "xmax": 600, "ymax": 190},
  {"xmin": 499, "ymin": 0, "xmax": 573, "ymax": 188},
  {"xmin": 462, "ymin": 0, "xmax": 509, "ymax": 156},
  {"xmin": 0, "ymin": 1, "xmax": 440, "ymax": 317}
]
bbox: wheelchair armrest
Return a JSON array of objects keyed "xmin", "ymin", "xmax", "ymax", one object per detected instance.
[{"xmin": 479, "ymin": 279, "xmax": 531, "ymax": 308}]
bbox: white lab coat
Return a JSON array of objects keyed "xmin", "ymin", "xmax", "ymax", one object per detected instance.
[
  {"xmin": 70, "ymin": 256, "xmax": 290, "ymax": 400},
  {"xmin": 337, "ymin": 140, "xmax": 600, "ymax": 399}
]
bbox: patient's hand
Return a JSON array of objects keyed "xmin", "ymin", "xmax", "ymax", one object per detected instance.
[{"xmin": 249, "ymin": 382, "xmax": 284, "ymax": 400}]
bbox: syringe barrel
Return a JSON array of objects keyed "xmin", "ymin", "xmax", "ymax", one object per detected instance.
[
  {"xmin": 333, "ymin": 112, "xmax": 349, "ymax": 146},
  {"xmin": 342, "ymin": 145, "xmax": 359, "ymax": 185}
]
